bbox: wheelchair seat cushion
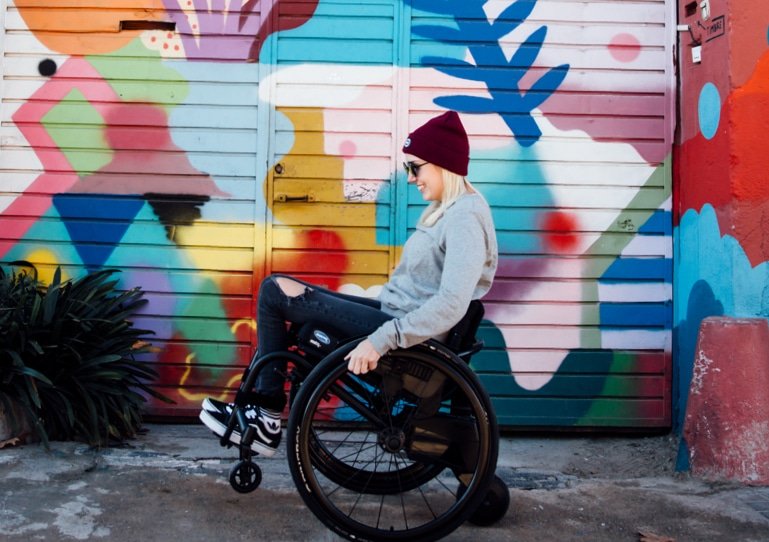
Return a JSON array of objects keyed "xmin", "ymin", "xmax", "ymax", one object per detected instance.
[{"xmin": 291, "ymin": 300, "xmax": 483, "ymax": 359}]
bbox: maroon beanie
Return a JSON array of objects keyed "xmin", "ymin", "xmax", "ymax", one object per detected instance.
[{"xmin": 402, "ymin": 111, "xmax": 469, "ymax": 176}]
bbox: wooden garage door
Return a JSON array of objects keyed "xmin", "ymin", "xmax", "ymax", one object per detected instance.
[{"xmin": 401, "ymin": 0, "xmax": 674, "ymax": 427}]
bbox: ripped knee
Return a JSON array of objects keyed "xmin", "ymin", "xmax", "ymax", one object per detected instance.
[{"xmin": 274, "ymin": 276, "xmax": 309, "ymax": 298}]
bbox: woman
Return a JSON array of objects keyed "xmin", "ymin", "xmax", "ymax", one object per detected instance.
[{"xmin": 200, "ymin": 110, "xmax": 498, "ymax": 457}]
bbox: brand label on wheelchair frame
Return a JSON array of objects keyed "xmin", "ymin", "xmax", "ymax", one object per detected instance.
[{"xmin": 313, "ymin": 330, "xmax": 331, "ymax": 345}]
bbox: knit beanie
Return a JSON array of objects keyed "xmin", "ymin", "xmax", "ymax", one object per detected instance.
[{"xmin": 402, "ymin": 111, "xmax": 469, "ymax": 176}]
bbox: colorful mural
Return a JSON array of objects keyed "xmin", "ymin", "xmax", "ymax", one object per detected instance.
[
  {"xmin": 674, "ymin": 0, "xmax": 769, "ymax": 434},
  {"xmin": 0, "ymin": 0, "xmax": 675, "ymax": 426}
]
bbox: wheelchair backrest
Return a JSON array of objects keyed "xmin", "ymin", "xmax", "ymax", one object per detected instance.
[{"xmin": 445, "ymin": 300, "xmax": 485, "ymax": 353}]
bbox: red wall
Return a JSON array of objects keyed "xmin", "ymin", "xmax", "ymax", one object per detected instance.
[
  {"xmin": 676, "ymin": 0, "xmax": 769, "ymax": 265},
  {"xmin": 674, "ymin": 0, "xmax": 769, "ymax": 432}
]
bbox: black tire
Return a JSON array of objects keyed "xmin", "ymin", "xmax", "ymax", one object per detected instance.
[
  {"xmin": 228, "ymin": 460, "xmax": 261, "ymax": 493},
  {"xmin": 287, "ymin": 340, "xmax": 499, "ymax": 541},
  {"xmin": 459, "ymin": 474, "xmax": 511, "ymax": 526}
]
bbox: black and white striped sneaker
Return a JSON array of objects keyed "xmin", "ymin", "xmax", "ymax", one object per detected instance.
[
  {"xmin": 202, "ymin": 397, "xmax": 233, "ymax": 414},
  {"xmin": 199, "ymin": 398, "xmax": 282, "ymax": 457}
]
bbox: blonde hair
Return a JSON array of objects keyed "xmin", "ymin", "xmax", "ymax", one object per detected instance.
[{"xmin": 419, "ymin": 168, "xmax": 476, "ymax": 227}]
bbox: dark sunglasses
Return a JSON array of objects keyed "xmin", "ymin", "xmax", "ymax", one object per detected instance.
[{"xmin": 403, "ymin": 161, "xmax": 428, "ymax": 177}]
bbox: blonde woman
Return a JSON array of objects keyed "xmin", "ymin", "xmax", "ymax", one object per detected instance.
[{"xmin": 200, "ymin": 110, "xmax": 498, "ymax": 457}]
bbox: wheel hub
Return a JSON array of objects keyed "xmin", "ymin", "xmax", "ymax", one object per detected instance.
[{"xmin": 378, "ymin": 427, "xmax": 406, "ymax": 453}]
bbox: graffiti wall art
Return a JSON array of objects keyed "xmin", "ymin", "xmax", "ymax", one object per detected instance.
[{"xmin": 1, "ymin": 0, "xmax": 676, "ymax": 426}]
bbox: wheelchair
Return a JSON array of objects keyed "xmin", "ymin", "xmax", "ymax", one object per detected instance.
[{"xmin": 214, "ymin": 300, "xmax": 510, "ymax": 541}]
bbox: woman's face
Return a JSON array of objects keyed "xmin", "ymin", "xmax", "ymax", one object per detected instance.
[{"xmin": 403, "ymin": 154, "xmax": 444, "ymax": 202}]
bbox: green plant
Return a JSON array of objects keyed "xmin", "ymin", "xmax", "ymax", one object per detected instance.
[{"xmin": 0, "ymin": 262, "xmax": 170, "ymax": 446}]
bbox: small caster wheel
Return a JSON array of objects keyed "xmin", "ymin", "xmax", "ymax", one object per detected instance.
[
  {"xmin": 469, "ymin": 475, "xmax": 510, "ymax": 526},
  {"xmin": 458, "ymin": 475, "xmax": 510, "ymax": 526},
  {"xmin": 229, "ymin": 460, "xmax": 262, "ymax": 494}
]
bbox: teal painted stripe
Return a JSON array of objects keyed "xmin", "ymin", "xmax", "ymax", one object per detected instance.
[{"xmin": 278, "ymin": 39, "xmax": 394, "ymax": 64}]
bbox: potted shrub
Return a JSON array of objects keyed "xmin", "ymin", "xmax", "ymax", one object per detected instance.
[{"xmin": 0, "ymin": 262, "xmax": 169, "ymax": 446}]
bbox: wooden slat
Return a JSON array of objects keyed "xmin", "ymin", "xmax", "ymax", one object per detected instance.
[
  {"xmin": 479, "ymin": 374, "xmax": 666, "ymax": 398},
  {"xmin": 271, "ymin": 249, "xmax": 389, "ymax": 274},
  {"xmin": 472, "ymin": 349, "xmax": 668, "ymax": 374},
  {"xmin": 493, "ymin": 397, "xmax": 666, "ymax": 427}
]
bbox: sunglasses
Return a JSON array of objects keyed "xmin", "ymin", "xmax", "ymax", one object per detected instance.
[{"xmin": 403, "ymin": 161, "xmax": 428, "ymax": 177}]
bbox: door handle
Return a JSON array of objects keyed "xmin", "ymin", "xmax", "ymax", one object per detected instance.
[{"xmin": 275, "ymin": 193, "xmax": 315, "ymax": 203}]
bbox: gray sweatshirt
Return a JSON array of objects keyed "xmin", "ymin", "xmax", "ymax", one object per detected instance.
[{"xmin": 368, "ymin": 192, "xmax": 498, "ymax": 354}]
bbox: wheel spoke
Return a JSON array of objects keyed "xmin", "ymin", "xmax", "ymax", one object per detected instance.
[
  {"xmin": 334, "ymin": 441, "xmax": 378, "ymax": 463},
  {"xmin": 415, "ymin": 477, "xmax": 440, "ymax": 520},
  {"xmin": 324, "ymin": 442, "xmax": 379, "ymax": 498},
  {"xmin": 375, "ymin": 489, "xmax": 385, "ymax": 530},
  {"xmin": 390, "ymin": 452, "xmax": 410, "ymax": 530},
  {"xmin": 399, "ymin": 489, "xmax": 409, "ymax": 530}
]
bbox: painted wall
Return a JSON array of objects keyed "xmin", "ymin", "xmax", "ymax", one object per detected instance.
[
  {"xmin": 674, "ymin": 0, "xmax": 769, "ymax": 431},
  {"xmin": 1, "ymin": 0, "xmax": 675, "ymax": 427}
]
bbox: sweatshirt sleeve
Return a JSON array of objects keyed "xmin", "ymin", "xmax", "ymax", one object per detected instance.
[{"xmin": 367, "ymin": 209, "xmax": 488, "ymax": 354}]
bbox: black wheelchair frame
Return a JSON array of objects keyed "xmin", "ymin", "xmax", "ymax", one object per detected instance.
[{"xmin": 215, "ymin": 300, "xmax": 509, "ymax": 542}]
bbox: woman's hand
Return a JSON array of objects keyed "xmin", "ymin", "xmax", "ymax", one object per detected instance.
[{"xmin": 344, "ymin": 339, "xmax": 382, "ymax": 375}]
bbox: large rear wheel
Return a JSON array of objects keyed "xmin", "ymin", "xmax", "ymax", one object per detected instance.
[{"xmin": 287, "ymin": 342, "xmax": 499, "ymax": 541}]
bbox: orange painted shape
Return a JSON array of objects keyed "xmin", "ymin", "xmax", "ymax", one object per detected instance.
[
  {"xmin": 15, "ymin": 0, "xmax": 167, "ymax": 55},
  {"xmin": 730, "ymin": 51, "xmax": 769, "ymax": 202}
]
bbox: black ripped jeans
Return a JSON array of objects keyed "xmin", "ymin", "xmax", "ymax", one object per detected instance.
[{"xmin": 253, "ymin": 274, "xmax": 393, "ymax": 401}]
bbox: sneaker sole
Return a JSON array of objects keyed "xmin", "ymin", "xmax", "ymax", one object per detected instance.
[
  {"xmin": 201, "ymin": 397, "xmax": 223, "ymax": 413},
  {"xmin": 198, "ymin": 409, "xmax": 278, "ymax": 458}
]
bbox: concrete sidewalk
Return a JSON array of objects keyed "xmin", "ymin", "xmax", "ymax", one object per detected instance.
[{"xmin": 1, "ymin": 424, "xmax": 768, "ymax": 541}]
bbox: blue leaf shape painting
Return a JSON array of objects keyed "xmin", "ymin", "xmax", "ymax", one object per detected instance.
[{"xmin": 407, "ymin": 0, "xmax": 569, "ymax": 146}]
